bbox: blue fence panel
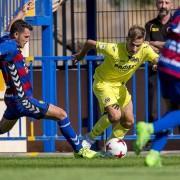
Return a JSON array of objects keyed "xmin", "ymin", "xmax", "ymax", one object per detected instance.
[
  {"xmin": 0, "ymin": 55, "xmax": 180, "ymax": 150},
  {"xmin": 77, "ymin": 62, "xmax": 82, "ymax": 136},
  {"xmin": 39, "ymin": 56, "xmax": 180, "ymax": 142}
]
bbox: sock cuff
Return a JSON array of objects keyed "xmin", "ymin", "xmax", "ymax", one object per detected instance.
[
  {"xmin": 58, "ymin": 117, "xmax": 70, "ymax": 127},
  {"xmin": 119, "ymin": 123, "xmax": 130, "ymax": 131}
]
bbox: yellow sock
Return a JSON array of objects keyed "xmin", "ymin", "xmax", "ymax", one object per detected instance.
[
  {"xmin": 110, "ymin": 123, "xmax": 129, "ymax": 139},
  {"xmin": 89, "ymin": 114, "xmax": 111, "ymax": 139}
]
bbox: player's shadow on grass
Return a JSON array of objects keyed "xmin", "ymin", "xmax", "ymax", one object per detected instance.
[
  {"xmin": 0, "ymin": 156, "xmax": 180, "ymax": 168},
  {"xmin": 0, "ymin": 157, "xmax": 145, "ymax": 168}
]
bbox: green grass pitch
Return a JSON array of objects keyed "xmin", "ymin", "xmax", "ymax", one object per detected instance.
[{"xmin": 0, "ymin": 154, "xmax": 180, "ymax": 180}]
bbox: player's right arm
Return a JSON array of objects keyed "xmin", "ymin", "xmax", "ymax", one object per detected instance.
[
  {"xmin": 72, "ymin": 39, "xmax": 96, "ymax": 64},
  {"xmin": 7, "ymin": 0, "xmax": 34, "ymax": 31},
  {"xmin": 0, "ymin": 40, "xmax": 17, "ymax": 56}
]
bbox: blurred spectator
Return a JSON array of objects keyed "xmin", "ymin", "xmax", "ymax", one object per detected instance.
[{"xmin": 145, "ymin": 0, "xmax": 174, "ymax": 122}]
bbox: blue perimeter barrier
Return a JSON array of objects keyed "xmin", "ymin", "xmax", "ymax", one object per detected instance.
[{"xmin": 1, "ymin": 56, "xmax": 180, "ymax": 152}]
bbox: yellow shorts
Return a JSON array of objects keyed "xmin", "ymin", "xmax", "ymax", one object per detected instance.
[{"xmin": 93, "ymin": 80, "xmax": 131, "ymax": 114}]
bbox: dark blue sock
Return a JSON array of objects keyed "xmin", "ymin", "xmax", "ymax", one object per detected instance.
[
  {"xmin": 153, "ymin": 110, "xmax": 180, "ymax": 133},
  {"xmin": 151, "ymin": 110, "xmax": 180, "ymax": 152},
  {"xmin": 58, "ymin": 117, "xmax": 82, "ymax": 152},
  {"xmin": 151, "ymin": 132, "xmax": 168, "ymax": 152}
]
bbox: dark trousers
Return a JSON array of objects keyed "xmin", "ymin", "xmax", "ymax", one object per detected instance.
[
  {"xmin": 148, "ymin": 68, "xmax": 179, "ymax": 122},
  {"xmin": 148, "ymin": 69, "xmax": 157, "ymax": 122}
]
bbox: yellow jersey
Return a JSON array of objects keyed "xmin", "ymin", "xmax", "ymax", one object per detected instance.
[{"xmin": 94, "ymin": 41, "xmax": 159, "ymax": 84}]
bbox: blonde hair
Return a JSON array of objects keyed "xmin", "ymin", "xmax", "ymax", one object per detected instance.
[{"xmin": 127, "ymin": 25, "xmax": 145, "ymax": 40}]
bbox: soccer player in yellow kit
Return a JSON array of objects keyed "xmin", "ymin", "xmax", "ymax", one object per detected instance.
[{"xmin": 73, "ymin": 25, "xmax": 159, "ymax": 149}]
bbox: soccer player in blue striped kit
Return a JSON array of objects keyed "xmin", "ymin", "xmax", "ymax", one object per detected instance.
[
  {"xmin": 134, "ymin": 8, "xmax": 180, "ymax": 167},
  {"xmin": 0, "ymin": 13, "xmax": 100, "ymax": 158}
]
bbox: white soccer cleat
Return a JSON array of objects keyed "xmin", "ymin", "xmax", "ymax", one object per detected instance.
[{"xmin": 82, "ymin": 134, "xmax": 95, "ymax": 149}]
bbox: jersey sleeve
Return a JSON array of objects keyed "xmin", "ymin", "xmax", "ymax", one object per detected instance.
[
  {"xmin": 96, "ymin": 41, "xmax": 118, "ymax": 57},
  {"xmin": 145, "ymin": 44, "xmax": 159, "ymax": 63},
  {"xmin": 0, "ymin": 40, "xmax": 17, "ymax": 56}
]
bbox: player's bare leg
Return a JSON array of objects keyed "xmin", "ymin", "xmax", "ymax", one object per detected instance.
[
  {"xmin": 45, "ymin": 104, "xmax": 101, "ymax": 158},
  {"xmin": 0, "ymin": 117, "xmax": 18, "ymax": 134},
  {"xmin": 110, "ymin": 100, "xmax": 134, "ymax": 139},
  {"xmin": 82, "ymin": 103, "xmax": 122, "ymax": 148}
]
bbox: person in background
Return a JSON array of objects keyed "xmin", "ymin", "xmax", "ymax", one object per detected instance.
[{"xmin": 145, "ymin": 0, "xmax": 174, "ymax": 122}]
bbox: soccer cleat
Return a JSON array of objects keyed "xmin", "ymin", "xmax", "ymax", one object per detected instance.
[
  {"xmin": 134, "ymin": 122, "xmax": 153, "ymax": 155},
  {"xmin": 145, "ymin": 150, "xmax": 162, "ymax": 167},
  {"xmin": 74, "ymin": 147, "xmax": 102, "ymax": 159},
  {"xmin": 100, "ymin": 151, "xmax": 114, "ymax": 158},
  {"xmin": 81, "ymin": 134, "xmax": 95, "ymax": 149}
]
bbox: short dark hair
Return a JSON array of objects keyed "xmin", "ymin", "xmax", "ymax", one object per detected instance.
[
  {"xmin": 10, "ymin": 20, "xmax": 33, "ymax": 35},
  {"xmin": 128, "ymin": 25, "xmax": 145, "ymax": 40}
]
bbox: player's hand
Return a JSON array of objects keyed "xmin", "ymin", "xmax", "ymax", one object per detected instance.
[
  {"xmin": 14, "ymin": 0, "xmax": 34, "ymax": 20},
  {"xmin": 22, "ymin": 0, "xmax": 35, "ymax": 13},
  {"xmin": 152, "ymin": 64, "xmax": 157, "ymax": 71},
  {"xmin": 72, "ymin": 52, "xmax": 84, "ymax": 64}
]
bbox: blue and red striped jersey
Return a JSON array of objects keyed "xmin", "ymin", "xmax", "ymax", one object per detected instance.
[
  {"xmin": 158, "ymin": 8, "xmax": 180, "ymax": 78},
  {"xmin": 0, "ymin": 35, "xmax": 33, "ymax": 99}
]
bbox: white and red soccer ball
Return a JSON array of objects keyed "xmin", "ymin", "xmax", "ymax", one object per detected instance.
[{"xmin": 105, "ymin": 138, "xmax": 127, "ymax": 158}]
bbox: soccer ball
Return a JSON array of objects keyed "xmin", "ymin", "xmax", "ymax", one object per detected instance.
[{"xmin": 105, "ymin": 138, "xmax": 127, "ymax": 158}]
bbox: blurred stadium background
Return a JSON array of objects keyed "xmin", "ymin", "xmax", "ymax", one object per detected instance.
[{"xmin": 0, "ymin": 0, "xmax": 179, "ymax": 153}]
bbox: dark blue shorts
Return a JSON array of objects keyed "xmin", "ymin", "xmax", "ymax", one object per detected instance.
[
  {"xmin": 159, "ymin": 72, "xmax": 180, "ymax": 104},
  {"xmin": 3, "ymin": 96, "xmax": 49, "ymax": 120}
]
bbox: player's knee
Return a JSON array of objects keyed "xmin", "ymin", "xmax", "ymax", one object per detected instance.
[
  {"xmin": 126, "ymin": 119, "xmax": 134, "ymax": 128},
  {"xmin": 106, "ymin": 104, "xmax": 121, "ymax": 123},
  {"xmin": 108, "ymin": 111, "xmax": 121, "ymax": 123},
  {"xmin": 57, "ymin": 108, "xmax": 67, "ymax": 120},
  {"xmin": 121, "ymin": 117, "xmax": 134, "ymax": 129},
  {"xmin": 47, "ymin": 105, "xmax": 68, "ymax": 120}
]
